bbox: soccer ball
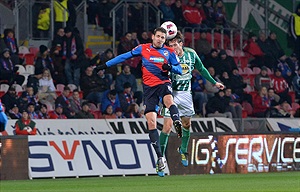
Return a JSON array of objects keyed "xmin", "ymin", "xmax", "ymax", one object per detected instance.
[{"xmin": 161, "ymin": 21, "xmax": 178, "ymax": 40}]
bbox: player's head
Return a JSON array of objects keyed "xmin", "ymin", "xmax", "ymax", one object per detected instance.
[
  {"xmin": 152, "ymin": 27, "xmax": 167, "ymax": 48},
  {"xmin": 165, "ymin": 31, "xmax": 184, "ymax": 55}
]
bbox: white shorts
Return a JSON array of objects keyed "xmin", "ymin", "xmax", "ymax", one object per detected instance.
[{"xmin": 160, "ymin": 91, "xmax": 195, "ymax": 117}]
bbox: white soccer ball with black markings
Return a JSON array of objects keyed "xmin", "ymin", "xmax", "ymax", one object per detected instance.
[{"xmin": 161, "ymin": 21, "xmax": 178, "ymax": 40}]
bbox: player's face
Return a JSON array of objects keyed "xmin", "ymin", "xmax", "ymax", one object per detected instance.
[
  {"xmin": 152, "ymin": 31, "xmax": 166, "ymax": 48},
  {"xmin": 167, "ymin": 39, "xmax": 183, "ymax": 56}
]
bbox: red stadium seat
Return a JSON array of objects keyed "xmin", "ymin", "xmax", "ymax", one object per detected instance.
[{"xmin": 184, "ymin": 32, "xmax": 192, "ymax": 47}]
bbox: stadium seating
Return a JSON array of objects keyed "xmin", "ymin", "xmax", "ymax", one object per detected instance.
[{"xmin": 252, "ymin": 67, "xmax": 261, "ymax": 74}]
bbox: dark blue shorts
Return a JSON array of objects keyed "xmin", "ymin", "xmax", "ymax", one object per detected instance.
[{"xmin": 143, "ymin": 83, "xmax": 173, "ymax": 114}]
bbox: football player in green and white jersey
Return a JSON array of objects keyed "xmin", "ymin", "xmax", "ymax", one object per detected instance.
[{"xmin": 159, "ymin": 31, "xmax": 224, "ymax": 173}]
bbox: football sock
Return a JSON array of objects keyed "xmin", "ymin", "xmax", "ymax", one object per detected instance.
[
  {"xmin": 149, "ymin": 129, "xmax": 162, "ymax": 158},
  {"xmin": 169, "ymin": 105, "xmax": 180, "ymax": 122},
  {"xmin": 159, "ymin": 131, "xmax": 170, "ymax": 156},
  {"xmin": 180, "ymin": 127, "xmax": 190, "ymax": 153}
]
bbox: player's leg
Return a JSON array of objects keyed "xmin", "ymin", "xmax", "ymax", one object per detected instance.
[
  {"xmin": 160, "ymin": 117, "xmax": 172, "ymax": 156},
  {"xmin": 178, "ymin": 116, "xmax": 191, "ymax": 167},
  {"xmin": 163, "ymin": 94, "xmax": 182, "ymax": 138},
  {"xmin": 144, "ymin": 87, "xmax": 166, "ymax": 176}
]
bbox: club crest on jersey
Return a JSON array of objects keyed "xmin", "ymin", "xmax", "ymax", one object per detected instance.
[
  {"xmin": 180, "ymin": 64, "xmax": 189, "ymax": 75},
  {"xmin": 163, "ymin": 50, "xmax": 169, "ymax": 56}
]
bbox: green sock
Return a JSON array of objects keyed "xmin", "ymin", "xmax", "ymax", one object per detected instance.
[
  {"xmin": 180, "ymin": 127, "xmax": 190, "ymax": 153},
  {"xmin": 159, "ymin": 131, "xmax": 170, "ymax": 156}
]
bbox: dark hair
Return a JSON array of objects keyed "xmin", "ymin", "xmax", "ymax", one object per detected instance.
[
  {"xmin": 154, "ymin": 27, "xmax": 167, "ymax": 35},
  {"xmin": 166, "ymin": 31, "xmax": 183, "ymax": 45},
  {"xmin": 109, "ymin": 90, "xmax": 117, "ymax": 96}
]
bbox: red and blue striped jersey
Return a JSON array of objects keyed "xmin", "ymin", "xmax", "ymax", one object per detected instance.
[{"xmin": 106, "ymin": 43, "xmax": 182, "ymax": 87}]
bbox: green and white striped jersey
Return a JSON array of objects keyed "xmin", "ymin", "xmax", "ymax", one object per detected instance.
[{"xmin": 170, "ymin": 47, "xmax": 216, "ymax": 91}]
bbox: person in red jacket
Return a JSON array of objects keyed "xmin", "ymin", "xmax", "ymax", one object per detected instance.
[
  {"xmin": 271, "ymin": 68, "xmax": 292, "ymax": 104},
  {"xmin": 15, "ymin": 110, "xmax": 37, "ymax": 135},
  {"xmin": 252, "ymin": 87, "xmax": 270, "ymax": 117},
  {"xmin": 49, "ymin": 103, "xmax": 67, "ymax": 119},
  {"xmin": 182, "ymin": 0, "xmax": 206, "ymax": 31}
]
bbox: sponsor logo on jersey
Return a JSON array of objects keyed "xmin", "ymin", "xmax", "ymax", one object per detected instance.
[
  {"xmin": 149, "ymin": 56, "xmax": 165, "ymax": 63},
  {"xmin": 180, "ymin": 63, "xmax": 190, "ymax": 75},
  {"xmin": 163, "ymin": 50, "xmax": 169, "ymax": 56}
]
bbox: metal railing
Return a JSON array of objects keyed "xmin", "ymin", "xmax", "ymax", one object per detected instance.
[{"xmin": 109, "ymin": 0, "xmax": 162, "ymax": 52}]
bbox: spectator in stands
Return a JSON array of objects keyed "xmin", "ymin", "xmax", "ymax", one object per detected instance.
[
  {"xmin": 80, "ymin": 66, "xmax": 109, "ymax": 105},
  {"xmin": 125, "ymin": 103, "xmax": 141, "ymax": 118},
  {"xmin": 218, "ymin": 71, "xmax": 231, "ymax": 90},
  {"xmin": 224, "ymin": 88, "xmax": 242, "ymax": 118},
  {"xmin": 191, "ymin": 71, "xmax": 208, "ymax": 116},
  {"xmin": 139, "ymin": 31, "xmax": 152, "ymax": 44},
  {"xmin": 271, "ymin": 68, "xmax": 292, "ymax": 104},
  {"xmin": 203, "ymin": 0, "xmax": 215, "ymax": 29},
  {"xmin": 99, "ymin": 48, "xmax": 118, "ymax": 80},
  {"xmin": 195, "ymin": 30, "xmax": 212, "ymax": 60},
  {"xmin": 289, "ymin": 3, "xmax": 300, "ymax": 60},
  {"xmin": 35, "ymin": 45, "xmax": 56, "ymax": 79},
  {"xmin": 277, "ymin": 101, "xmax": 294, "ymax": 118},
  {"xmin": 256, "ymin": 31, "xmax": 276, "ymax": 70},
  {"xmin": 286, "ymin": 53, "xmax": 299, "ymax": 77},
  {"xmin": 55, "ymin": 86, "xmax": 75, "ymax": 118},
  {"xmin": 25, "ymin": 86, "xmax": 39, "ymax": 107},
  {"xmin": 62, "ymin": 26, "xmax": 85, "ymax": 87},
  {"xmin": 171, "ymin": 0, "xmax": 186, "ymax": 29},
  {"xmin": 37, "ymin": 4, "xmax": 51, "ymax": 39},
  {"xmin": 53, "ymin": 0, "xmax": 76, "ymax": 33},
  {"xmin": 49, "ymin": 103, "xmax": 67, "ymax": 119},
  {"xmin": 101, "ymin": 89, "xmax": 120, "ymax": 114},
  {"xmin": 115, "ymin": 64, "xmax": 142, "ymax": 105},
  {"xmin": 182, "ymin": 0, "xmax": 206, "ymax": 31},
  {"xmin": 38, "ymin": 68, "xmax": 57, "ymax": 107},
  {"xmin": 268, "ymin": 88, "xmax": 280, "ymax": 107},
  {"xmin": 75, "ymin": 102, "xmax": 94, "ymax": 119},
  {"xmin": 116, "ymin": 108, "xmax": 126, "ymax": 119},
  {"xmin": 8, "ymin": 103, "xmax": 22, "ymax": 119},
  {"xmin": 292, "ymin": 68, "xmax": 300, "ymax": 100},
  {"xmin": 37, "ymin": 103, "xmax": 49, "ymax": 119},
  {"xmin": 1, "ymin": 86, "xmax": 18, "ymax": 111},
  {"xmin": 27, "ymin": 102, "xmax": 39, "ymax": 119},
  {"xmin": 230, "ymin": 68, "xmax": 252, "ymax": 105},
  {"xmin": 131, "ymin": 32, "xmax": 140, "ymax": 47},
  {"xmin": 277, "ymin": 55, "xmax": 293, "ymax": 86},
  {"xmin": 51, "ymin": 27, "xmax": 66, "ymax": 84},
  {"xmin": 15, "ymin": 110, "xmax": 37, "ymax": 135},
  {"xmin": 115, "ymin": 107, "xmax": 125, "ymax": 119},
  {"xmin": 119, "ymin": 82, "xmax": 135, "ymax": 113},
  {"xmin": 0, "ymin": 48, "xmax": 24, "ymax": 86},
  {"xmin": 243, "ymin": 33, "xmax": 265, "ymax": 68},
  {"xmin": 266, "ymin": 31, "xmax": 285, "ymax": 69},
  {"xmin": 204, "ymin": 67, "xmax": 221, "ymax": 98},
  {"xmin": 253, "ymin": 86, "xmax": 270, "ymax": 117},
  {"xmin": 87, "ymin": 0, "xmax": 99, "ymax": 25},
  {"xmin": 203, "ymin": 48, "xmax": 218, "ymax": 69},
  {"xmin": 27, "ymin": 69, "xmax": 43, "ymax": 95},
  {"xmin": 159, "ymin": 0, "xmax": 175, "ymax": 23},
  {"xmin": 102, "ymin": 104, "xmax": 117, "ymax": 119},
  {"xmin": 206, "ymin": 89, "xmax": 232, "ymax": 118},
  {"xmin": 254, "ymin": 66, "xmax": 271, "ymax": 91},
  {"xmin": 118, "ymin": 32, "xmax": 135, "ymax": 55},
  {"xmin": 0, "ymin": 33, "xmax": 6, "ymax": 53},
  {"xmin": 216, "ymin": 49, "xmax": 237, "ymax": 76},
  {"xmin": 69, "ymin": 89, "xmax": 84, "ymax": 114},
  {"xmin": 97, "ymin": 65, "xmax": 113, "ymax": 88},
  {"xmin": 18, "ymin": 92, "xmax": 30, "ymax": 112},
  {"xmin": 213, "ymin": 0, "xmax": 229, "ymax": 32},
  {"xmin": 3, "ymin": 28, "xmax": 20, "ymax": 65},
  {"xmin": 97, "ymin": 0, "xmax": 119, "ymax": 37}
]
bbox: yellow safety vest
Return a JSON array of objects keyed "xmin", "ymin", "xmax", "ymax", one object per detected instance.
[
  {"xmin": 37, "ymin": 8, "xmax": 51, "ymax": 30},
  {"xmin": 54, "ymin": 0, "xmax": 69, "ymax": 22},
  {"xmin": 292, "ymin": 13, "xmax": 300, "ymax": 36}
]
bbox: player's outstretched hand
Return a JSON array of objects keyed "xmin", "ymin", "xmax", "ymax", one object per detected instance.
[
  {"xmin": 215, "ymin": 82, "xmax": 225, "ymax": 90},
  {"xmin": 162, "ymin": 63, "xmax": 172, "ymax": 71}
]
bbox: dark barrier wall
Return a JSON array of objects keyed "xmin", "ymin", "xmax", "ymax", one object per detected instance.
[
  {"xmin": 167, "ymin": 133, "xmax": 300, "ymax": 175},
  {"xmin": 0, "ymin": 136, "xmax": 28, "ymax": 180}
]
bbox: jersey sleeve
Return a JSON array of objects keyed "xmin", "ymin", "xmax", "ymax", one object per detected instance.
[
  {"xmin": 195, "ymin": 53, "xmax": 217, "ymax": 85},
  {"xmin": 106, "ymin": 45, "xmax": 142, "ymax": 67},
  {"xmin": 169, "ymin": 52, "xmax": 182, "ymax": 75}
]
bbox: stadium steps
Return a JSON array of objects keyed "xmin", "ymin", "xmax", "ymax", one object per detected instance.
[{"xmin": 86, "ymin": 25, "xmax": 113, "ymax": 55}]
